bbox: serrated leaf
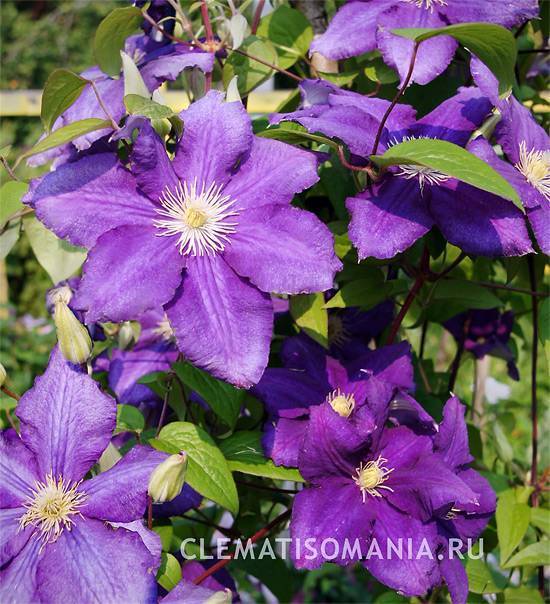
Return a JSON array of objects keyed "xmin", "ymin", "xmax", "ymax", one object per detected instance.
[
  {"xmin": 23, "ymin": 216, "xmax": 87, "ymax": 284},
  {"xmin": 370, "ymin": 139, "xmax": 522, "ymax": 210},
  {"xmin": 393, "ymin": 22, "xmax": 516, "ymax": 96},
  {"xmin": 219, "ymin": 431, "xmax": 304, "ymax": 482},
  {"xmin": 223, "ymin": 36, "xmax": 278, "ymax": 95},
  {"xmin": 115, "ymin": 404, "xmax": 145, "ymax": 434},
  {"xmin": 158, "ymin": 422, "xmax": 239, "ymax": 514},
  {"xmin": 496, "ymin": 489, "xmax": 531, "ymax": 564},
  {"xmin": 0, "ymin": 181, "xmax": 28, "ymax": 228},
  {"xmin": 157, "ymin": 552, "xmax": 182, "ymax": 591},
  {"xmin": 290, "ymin": 293, "xmax": 328, "ymax": 348},
  {"xmin": 94, "ymin": 7, "xmax": 143, "ymax": 77},
  {"xmin": 257, "ymin": 5, "xmax": 313, "ymax": 69},
  {"xmin": 173, "ymin": 362, "xmax": 244, "ymax": 428},
  {"xmin": 41, "ymin": 69, "xmax": 88, "ymax": 131},
  {"xmin": 20, "ymin": 119, "xmax": 111, "ymax": 161},
  {"xmin": 124, "ymin": 94, "xmax": 175, "ymax": 119},
  {"xmin": 502, "ymin": 541, "xmax": 550, "ymax": 568}
]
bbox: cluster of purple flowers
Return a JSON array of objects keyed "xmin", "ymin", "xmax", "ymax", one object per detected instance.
[{"xmin": 2, "ymin": 0, "xmax": 546, "ymax": 601}]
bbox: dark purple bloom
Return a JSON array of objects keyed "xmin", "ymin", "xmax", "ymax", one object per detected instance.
[
  {"xmin": 254, "ymin": 337, "xmax": 420, "ymax": 467},
  {"xmin": 0, "ymin": 347, "xmax": 167, "ymax": 603},
  {"xmin": 26, "ymin": 92, "xmax": 341, "ymax": 388},
  {"xmin": 29, "ymin": 35, "xmax": 214, "ymax": 167},
  {"xmin": 310, "ymin": 0, "xmax": 539, "ymax": 85},
  {"xmin": 444, "ymin": 308, "xmax": 519, "ymax": 380},
  {"xmin": 290, "ymin": 394, "xmax": 495, "ymax": 603},
  {"xmin": 471, "ymin": 58, "xmax": 549, "ymax": 254}
]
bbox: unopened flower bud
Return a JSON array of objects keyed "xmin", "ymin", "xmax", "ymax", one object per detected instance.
[
  {"xmin": 205, "ymin": 589, "xmax": 232, "ymax": 604},
  {"xmin": 118, "ymin": 321, "xmax": 139, "ymax": 350},
  {"xmin": 148, "ymin": 452, "xmax": 188, "ymax": 503},
  {"xmin": 0, "ymin": 362, "xmax": 6, "ymax": 388},
  {"xmin": 53, "ymin": 300, "xmax": 93, "ymax": 364}
]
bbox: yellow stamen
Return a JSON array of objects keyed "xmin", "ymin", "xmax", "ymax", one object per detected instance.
[
  {"xmin": 353, "ymin": 456, "xmax": 394, "ymax": 502},
  {"xmin": 326, "ymin": 389, "xmax": 356, "ymax": 418}
]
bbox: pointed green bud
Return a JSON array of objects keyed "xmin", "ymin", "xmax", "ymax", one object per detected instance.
[
  {"xmin": 118, "ymin": 321, "xmax": 140, "ymax": 350},
  {"xmin": 53, "ymin": 299, "xmax": 93, "ymax": 364},
  {"xmin": 205, "ymin": 589, "xmax": 232, "ymax": 604},
  {"xmin": 0, "ymin": 362, "xmax": 6, "ymax": 388},
  {"xmin": 148, "ymin": 452, "xmax": 188, "ymax": 503}
]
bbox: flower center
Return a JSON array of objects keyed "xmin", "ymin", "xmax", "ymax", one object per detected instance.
[
  {"xmin": 515, "ymin": 141, "xmax": 550, "ymax": 201},
  {"xmin": 402, "ymin": 0, "xmax": 447, "ymax": 10},
  {"xmin": 19, "ymin": 473, "xmax": 87, "ymax": 544},
  {"xmin": 353, "ymin": 456, "xmax": 394, "ymax": 502},
  {"xmin": 153, "ymin": 314, "xmax": 175, "ymax": 342},
  {"xmin": 327, "ymin": 388, "xmax": 356, "ymax": 418},
  {"xmin": 328, "ymin": 315, "xmax": 350, "ymax": 347},
  {"xmin": 391, "ymin": 136, "xmax": 450, "ymax": 192},
  {"xmin": 153, "ymin": 179, "xmax": 239, "ymax": 256}
]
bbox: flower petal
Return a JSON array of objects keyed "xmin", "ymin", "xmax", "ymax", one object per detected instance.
[
  {"xmin": 347, "ymin": 177, "xmax": 433, "ymax": 260},
  {"xmin": 24, "ymin": 153, "xmax": 156, "ymax": 249},
  {"xmin": 438, "ymin": 555, "xmax": 469, "ymax": 604},
  {"xmin": 443, "ymin": 0, "xmax": 539, "ymax": 28},
  {"xmin": 37, "ymin": 517, "xmax": 159, "ymax": 604},
  {"xmin": 140, "ymin": 47, "xmax": 214, "ymax": 90},
  {"xmin": 0, "ymin": 430, "xmax": 39, "ymax": 508},
  {"xmin": 16, "ymin": 347, "xmax": 116, "ymax": 482},
  {"xmin": 0, "ymin": 537, "xmax": 41, "ymax": 604},
  {"xmin": 154, "ymin": 485, "xmax": 202, "ymax": 518},
  {"xmin": 225, "ymin": 205, "xmax": 341, "ymax": 294},
  {"xmin": 264, "ymin": 416, "xmax": 309, "ymax": 468},
  {"xmin": 430, "ymin": 182, "xmax": 533, "ymax": 257},
  {"xmin": 173, "ymin": 91, "xmax": 252, "ymax": 187},
  {"xmin": 74, "ymin": 225, "xmax": 185, "ymax": 323},
  {"xmin": 166, "ymin": 255, "xmax": 273, "ymax": 388},
  {"xmin": 377, "ymin": 5, "xmax": 457, "ymax": 86},
  {"xmin": 224, "ymin": 137, "xmax": 320, "ymax": 209},
  {"xmin": 0, "ymin": 508, "xmax": 31, "ymax": 566},
  {"xmin": 434, "ymin": 396, "xmax": 473, "ymax": 469},
  {"xmin": 81, "ymin": 446, "xmax": 167, "ymax": 522}
]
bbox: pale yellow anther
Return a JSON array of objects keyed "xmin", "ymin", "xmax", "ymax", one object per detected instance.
[
  {"xmin": 185, "ymin": 207, "xmax": 209, "ymax": 229},
  {"xmin": 327, "ymin": 389, "xmax": 356, "ymax": 418},
  {"xmin": 353, "ymin": 456, "xmax": 395, "ymax": 502}
]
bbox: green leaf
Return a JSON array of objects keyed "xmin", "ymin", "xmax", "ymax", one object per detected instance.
[
  {"xmin": 531, "ymin": 508, "xmax": 550, "ymax": 535},
  {"xmin": 290, "ymin": 293, "xmax": 328, "ymax": 348},
  {"xmin": 93, "ymin": 7, "xmax": 143, "ymax": 77},
  {"xmin": 41, "ymin": 69, "xmax": 88, "ymax": 131},
  {"xmin": 219, "ymin": 431, "xmax": 304, "ymax": 482},
  {"xmin": 157, "ymin": 552, "xmax": 182, "ymax": 591},
  {"xmin": 256, "ymin": 5, "xmax": 313, "ymax": 69},
  {"xmin": 115, "ymin": 404, "xmax": 145, "ymax": 434},
  {"xmin": 370, "ymin": 139, "xmax": 522, "ymax": 209},
  {"xmin": 465, "ymin": 558, "xmax": 506, "ymax": 594},
  {"xmin": 392, "ymin": 23, "xmax": 516, "ymax": 96},
  {"xmin": 433, "ymin": 280, "xmax": 502, "ymax": 308},
  {"xmin": 258, "ymin": 126, "xmax": 338, "ymax": 150},
  {"xmin": 492, "ymin": 422, "xmax": 514, "ymax": 464},
  {"xmin": 0, "ymin": 181, "xmax": 28, "ymax": 228},
  {"xmin": 503, "ymin": 587, "xmax": 544, "ymax": 603},
  {"xmin": 496, "ymin": 489, "xmax": 531, "ymax": 564},
  {"xmin": 158, "ymin": 422, "xmax": 239, "ymax": 514},
  {"xmin": 173, "ymin": 362, "xmax": 244, "ymax": 429},
  {"xmin": 20, "ymin": 118, "xmax": 111, "ymax": 161},
  {"xmin": 124, "ymin": 94, "xmax": 175, "ymax": 119},
  {"xmin": 0, "ymin": 220, "xmax": 21, "ymax": 260},
  {"xmin": 503, "ymin": 541, "xmax": 550, "ymax": 568},
  {"xmin": 223, "ymin": 36, "xmax": 278, "ymax": 95},
  {"xmin": 324, "ymin": 271, "xmax": 405, "ymax": 310},
  {"xmin": 23, "ymin": 216, "xmax": 87, "ymax": 284},
  {"xmin": 364, "ymin": 57, "xmax": 398, "ymax": 84}
]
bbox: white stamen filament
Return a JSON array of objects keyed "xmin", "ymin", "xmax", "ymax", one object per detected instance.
[
  {"xmin": 402, "ymin": 0, "xmax": 447, "ymax": 11},
  {"xmin": 353, "ymin": 456, "xmax": 395, "ymax": 502},
  {"xmin": 153, "ymin": 314, "xmax": 175, "ymax": 342},
  {"xmin": 515, "ymin": 141, "xmax": 550, "ymax": 201},
  {"xmin": 153, "ymin": 179, "xmax": 239, "ymax": 256}
]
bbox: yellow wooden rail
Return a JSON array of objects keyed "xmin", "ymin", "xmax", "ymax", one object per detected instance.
[{"xmin": 0, "ymin": 89, "xmax": 291, "ymax": 117}]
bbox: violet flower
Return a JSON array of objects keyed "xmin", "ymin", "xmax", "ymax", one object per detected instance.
[
  {"xmin": 444, "ymin": 308, "xmax": 519, "ymax": 380},
  {"xmin": 29, "ymin": 34, "xmax": 213, "ymax": 167},
  {"xmin": 25, "ymin": 92, "xmax": 341, "ymax": 388},
  {"xmin": 0, "ymin": 347, "xmax": 167, "ymax": 603},
  {"xmin": 254, "ymin": 338, "xmax": 426, "ymax": 467},
  {"xmin": 290, "ymin": 394, "xmax": 495, "ymax": 603},
  {"xmin": 310, "ymin": 0, "xmax": 539, "ymax": 85}
]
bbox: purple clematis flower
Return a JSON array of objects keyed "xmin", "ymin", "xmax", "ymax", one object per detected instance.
[
  {"xmin": 29, "ymin": 34, "xmax": 213, "ymax": 167},
  {"xmin": 163, "ymin": 561, "xmax": 234, "ymax": 603},
  {"xmin": 444, "ymin": 308, "xmax": 519, "ymax": 380},
  {"xmin": 471, "ymin": 58, "xmax": 549, "ymax": 254},
  {"xmin": 25, "ymin": 91, "xmax": 341, "ymax": 388},
  {"xmin": 254, "ymin": 337, "xmax": 425, "ymax": 467},
  {"xmin": 310, "ymin": 0, "xmax": 539, "ymax": 85},
  {"xmin": 0, "ymin": 347, "xmax": 167, "ymax": 603},
  {"xmin": 290, "ymin": 393, "xmax": 495, "ymax": 603}
]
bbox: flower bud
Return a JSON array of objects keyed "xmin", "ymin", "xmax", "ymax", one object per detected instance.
[
  {"xmin": 205, "ymin": 589, "xmax": 232, "ymax": 604},
  {"xmin": 118, "ymin": 321, "xmax": 139, "ymax": 350},
  {"xmin": 53, "ymin": 300, "xmax": 93, "ymax": 364},
  {"xmin": 148, "ymin": 452, "xmax": 188, "ymax": 503},
  {"xmin": 0, "ymin": 362, "xmax": 6, "ymax": 388}
]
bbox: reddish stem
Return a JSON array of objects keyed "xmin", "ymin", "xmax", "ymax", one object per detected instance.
[
  {"xmin": 200, "ymin": 0, "xmax": 214, "ymax": 43},
  {"xmin": 251, "ymin": 0, "xmax": 265, "ymax": 35},
  {"xmin": 1, "ymin": 385, "xmax": 20, "ymax": 401}
]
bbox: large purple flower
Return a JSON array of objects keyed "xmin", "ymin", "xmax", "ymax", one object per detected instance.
[
  {"xmin": 25, "ymin": 92, "xmax": 341, "ymax": 388},
  {"xmin": 310, "ymin": 0, "xmax": 538, "ymax": 85},
  {"xmin": 290, "ymin": 394, "xmax": 495, "ymax": 603},
  {"xmin": 0, "ymin": 347, "xmax": 167, "ymax": 603},
  {"xmin": 29, "ymin": 34, "xmax": 213, "ymax": 167},
  {"xmin": 254, "ymin": 337, "xmax": 424, "ymax": 467}
]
